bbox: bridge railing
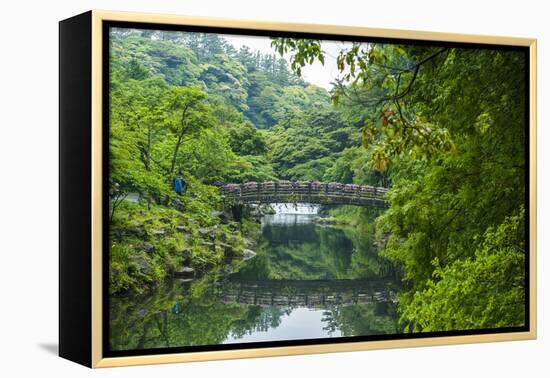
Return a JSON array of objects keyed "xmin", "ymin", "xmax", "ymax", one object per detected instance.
[{"xmin": 219, "ymin": 181, "xmax": 389, "ymax": 207}]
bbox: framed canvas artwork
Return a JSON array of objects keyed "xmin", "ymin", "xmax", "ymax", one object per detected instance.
[{"xmin": 59, "ymin": 10, "xmax": 537, "ymax": 368}]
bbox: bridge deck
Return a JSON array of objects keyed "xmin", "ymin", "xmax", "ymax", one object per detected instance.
[{"xmin": 220, "ymin": 181, "xmax": 389, "ymax": 207}]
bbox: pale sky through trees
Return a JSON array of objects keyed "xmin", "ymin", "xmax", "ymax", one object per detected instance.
[{"xmin": 223, "ymin": 34, "xmax": 353, "ymax": 90}]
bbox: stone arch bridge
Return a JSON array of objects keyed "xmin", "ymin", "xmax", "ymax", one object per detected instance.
[{"xmin": 219, "ymin": 181, "xmax": 388, "ymax": 208}]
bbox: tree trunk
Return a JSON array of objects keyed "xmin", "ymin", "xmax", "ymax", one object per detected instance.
[{"xmin": 169, "ymin": 104, "xmax": 191, "ymax": 178}]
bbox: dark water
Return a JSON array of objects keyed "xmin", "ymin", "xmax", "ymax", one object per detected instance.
[{"xmin": 110, "ymin": 210, "xmax": 401, "ymax": 351}]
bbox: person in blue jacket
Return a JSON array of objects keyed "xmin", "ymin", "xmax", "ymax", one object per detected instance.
[{"xmin": 174, "ymin": 174, "xmax": 186, "ymax": 195}]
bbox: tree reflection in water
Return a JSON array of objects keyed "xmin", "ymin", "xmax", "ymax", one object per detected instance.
[{"xmin": 110, "ymin": 213, "xmax": 402, "ymax": 351}]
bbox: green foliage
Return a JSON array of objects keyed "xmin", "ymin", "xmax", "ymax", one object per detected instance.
[
  {"xmin": 375, "ymin": 49, "xmax": 526, "ymax": 292},
  {"xmin": 199, "ymin": 54, "xmax": 250, "ymax": 112},
  {"xmin": 400, "ymin": 210, "xmax": 525, "ymax": 331},
  {"xmin": 324, "ymin": 146, "xmax": 389, "ymax": 186},
  {"xmin": 265, "ymin": 106, "xmax": 363, "ymax": 181}
]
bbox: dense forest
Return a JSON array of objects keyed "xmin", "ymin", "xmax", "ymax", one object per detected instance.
[{"xmin": 109, "ymin": 27, "xmax": 526, "ymax": 337}]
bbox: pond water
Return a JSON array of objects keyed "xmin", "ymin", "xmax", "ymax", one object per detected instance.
[{"xmin": 109, "ymin": 204, "xmax": 402, "ymax": 351}]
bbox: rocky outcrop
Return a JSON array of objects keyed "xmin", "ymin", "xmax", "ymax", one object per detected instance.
[
  {"xmin": 174, "ymin": 266, "xmax": 195, "ymax": 278},
  {"xmin": 130, "ymin": 254, "xmax": 152, "ymax": 275},
  {"xmin": 242, "ymin": 249, "xmax": 257, "ymax": 260},
  {"xmin": 151, "ymin": 229, "xmax": 166, "ymax": 236},
  {"xmin": 135, "ymin": 242, "xmax": 155, "ymax": 254}
]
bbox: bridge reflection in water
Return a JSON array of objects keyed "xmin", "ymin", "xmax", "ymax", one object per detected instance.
[
  {"xmin": 219, "ymin": 279, "xmax": 396, "ymax": 309},
  {"xmin": 220, "ymin": 181, "xmax": 389, "ymax": 207},
  {"xmin": 110, "ymin": 198, "xmax": 401, "ymax": 350}
]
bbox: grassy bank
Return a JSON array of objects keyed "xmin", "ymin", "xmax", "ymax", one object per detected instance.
[{"xmin": 327, "ymin": 206, "xmax": 382, "ymax": 229}]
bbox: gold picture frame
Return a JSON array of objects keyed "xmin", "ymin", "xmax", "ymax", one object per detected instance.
[{"xmin": 59, "ymin": 9, "xmax": 537, "ymax": 368}]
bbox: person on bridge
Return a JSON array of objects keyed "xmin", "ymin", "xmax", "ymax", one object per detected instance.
[{"xmin": 174, "ymin": 174, "xmax": 187, "ymax": 195}]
